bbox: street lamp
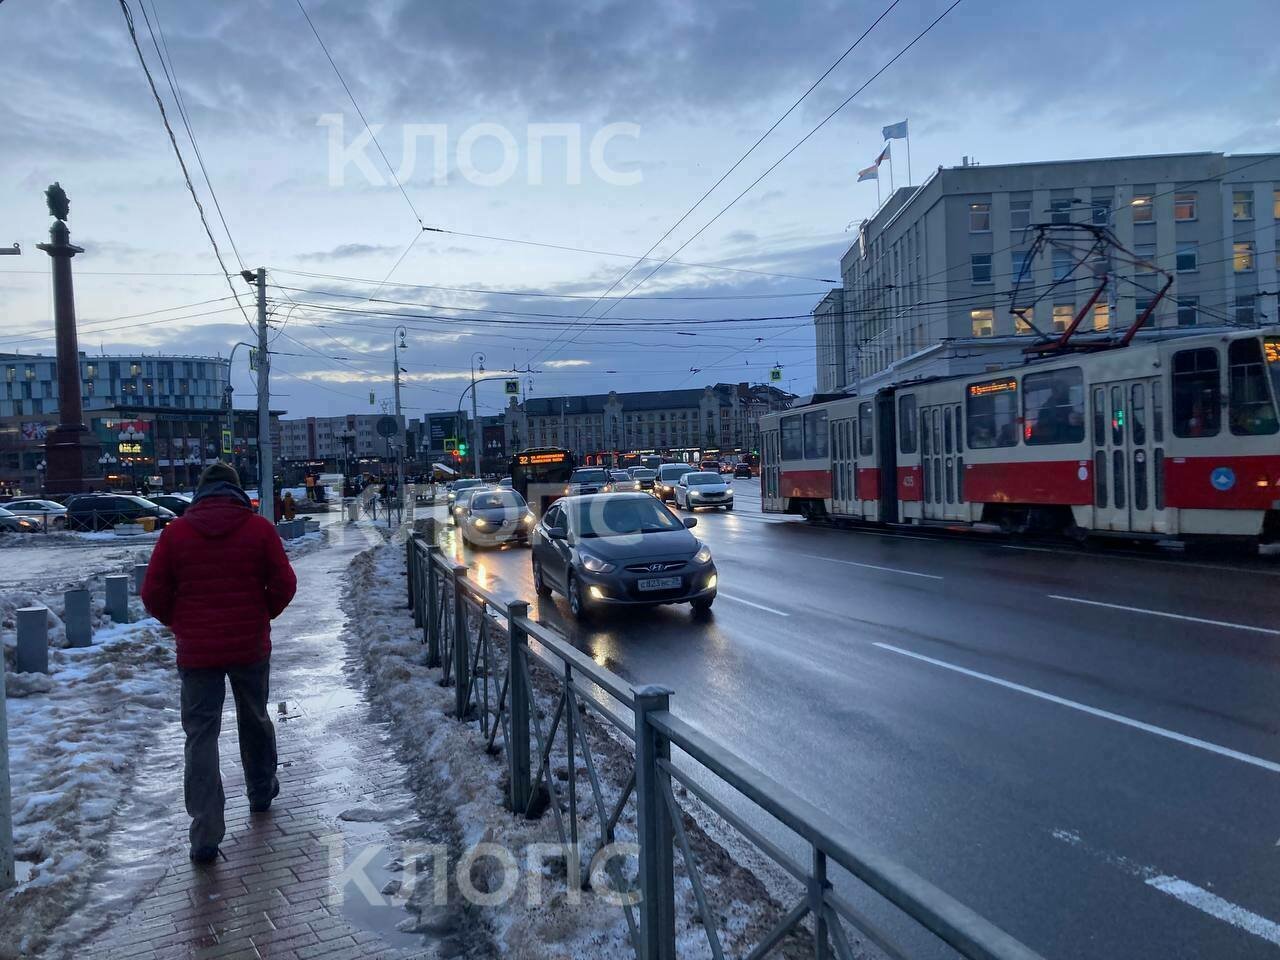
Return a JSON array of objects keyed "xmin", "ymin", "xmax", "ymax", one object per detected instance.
[
  {"xmin": 118, "ymin": 424, "xmax": 143, "ymax": 492},
  {"xmin": 469, "ymin": 352, "xmax": 484, "ymax": 477}
]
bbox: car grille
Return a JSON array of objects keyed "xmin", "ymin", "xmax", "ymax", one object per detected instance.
[{"xmin": 624, "ymin": 560, "xmax": 686, "ymax": 573}]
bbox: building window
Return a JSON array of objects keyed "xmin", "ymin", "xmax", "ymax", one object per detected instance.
[
  {"xmin": 1234, "ymin": 242, "xmax": 1256, "ymax": 273},
  {"xmin": 1233, "ymin": 190, "xmax": 1254, "ymax": 220},
  {"xmin": 1050, "ymin": 198, "xmax": 1073, "ymax": 224},
  {"xmin": 1131, "ymin": 194, "xmax": 1154, "ymax": 222},
  {"xmin": 130, "ymin": 362, "xmax": 141, "ymax": 376},
  {"xmin": 85, "ymin": 364, "xmax": 96, "ymax": 379},
  {"xmin": 1173, "ymin": 192, "xmax": 1197, "ymax": 221},
  {"xmin": 1175, "ymin": 241, "xmax": 1198, "ymax": 273},
  {"xmin": 1092, "ymin": 303, "xmax": 1110, "ymax": 332},
  {"xmin": 970, "ymin": 254, "xmax": 992, "ymax": 284},
  {"xmin": 1011, "ymin": 250, "xmax": 1032, "ymax": 282},
  {"xmin": 969, "ymin": 201, "xmax": 991, "ymax": 232},
  {"xmin": 1009, "ymin": 198, "xmax": 1031, "ymax": 231},
  {"xmin": 1177, "ymin": 297, "xmax": 1198, "ymax": 327},
  {"xmin": 24, "ymin": 365, "xmax": 35, "ymax": 380},
  {"xmin": 4, "ymin": 367, "xmax": 13, "ymax": 382},
  {"xmin": 1235, "ymin": 295, "xmax": 1256, "ymax": 325},
  {"xmin": 1091, "ymin": 194, "xmax": 1112, "ymax": 225},
  {"xmin": 1052, "ymin": 304, "xmax": 1074, "ymax": 332},
  {"xmin": 970, "ymin": 309, "xmax": 994, "ymax": 337},
  {"xmin": 1135, "ymin": 243, "xmax": 1157, "ymax": 274},
  {"xmin": 1135, "ymin": 298, "xmax": 1154, "ymax": 326},
  {"xmin": 1052, "ymin": 250, "xmax": 1073, "ymax": 281},
  {"xmin": 1013, "ymin": 307, "xmax": 1034, "ymax": 334}
]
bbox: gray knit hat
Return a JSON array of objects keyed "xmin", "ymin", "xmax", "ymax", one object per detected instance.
[{"xmin": 197, "ymin": 461, "xmax": 241, "ymax": 488}]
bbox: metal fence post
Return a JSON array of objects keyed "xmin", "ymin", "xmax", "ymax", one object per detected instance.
[
  {"xmin": 0, "ymin": 644, "xmax": 13, "ymax": 892},
  {"xmin": 452, "ymin": 564, "xmax": 469, "ymax": 719},
  {"xmin": 64, "ymin": 589, "xmax": 91, "ymax": 648},
  {"xmin": 426, "ymin": 546, "xmax": 442, "ymax": 663},
  {"xmin": 132, "ymin": 562, "xmax": 148, "ymax": 595},
  {"xmin": 408, "ymin": 533, "xmax": 420, "ymax": 618},
  {"xmin": 506, "ymin": 600, "xmax": 531, "ymax": 814},
  {"xmin": 105, "ymin": 574, "xmax": 130, "ymax": 623},
  {"xmin": 634, "ymin": 685, "xmax": 676, "ymax": 960},
  {"xmin": 15, "ymin": 607, "xmax": 49, "ymax": 675}
]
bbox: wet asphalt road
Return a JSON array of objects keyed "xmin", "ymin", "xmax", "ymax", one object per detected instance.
[{"xmin": 431, "ymin": 481, "xmax": 1280, "ymax": 959}]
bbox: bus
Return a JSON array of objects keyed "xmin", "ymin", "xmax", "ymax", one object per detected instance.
[{"xmin": 509, "ymin": 446, "xmax": 576, "ymax": 516}]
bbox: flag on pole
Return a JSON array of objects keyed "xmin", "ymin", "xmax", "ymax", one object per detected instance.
[
  {"xmin": 882, "ymin": 119, "xmax": 908, "ymax": 140},
  {"xmin": 857, "ymin": 163, "xmax": 879, "ymax": 182},
  {"xmin": 876, "ymin": 144, "xmax": 891, "ymax": 165}
]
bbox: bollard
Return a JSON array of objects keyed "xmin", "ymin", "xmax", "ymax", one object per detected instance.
[
  {"xmin": 425, "ymin": 546, "xmax": 443, "ymax": 664},
  {"xmin": 64, "ymin": 589, "xmax": 91, "ymax": 648},
  {"xmin": 105, "ymin": 574, "xmax": 131, "ymax": 624},
  {"xmin": 15, "ymin": 607, "xmax": 49, "ymax": 675},
  {"xmin": 346, "ymin": 499, "xmax": 358, "ymax": 522},
  {"xmin": 0, "ymin": 646, "xmax": 13, "ymax": 892},
  {"xmin": 133, "ymin": 563, "xmax": 149, "ymax": 595},
  {"xmin": 634, "ymin": 685, "xmax": 676, "ymax": 960},
  {"xmin": 506, "ymin": 601, "xmax": 532, "ymax": 814}
]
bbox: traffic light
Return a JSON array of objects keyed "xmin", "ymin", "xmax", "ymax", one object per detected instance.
[{"xmin": 458, "ymin": 440, "xmax": 469, "ymax": 458}]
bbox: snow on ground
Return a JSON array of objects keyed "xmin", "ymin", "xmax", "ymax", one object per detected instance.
[{"xmin": 344, "ymin": 536, "xmax": 805, "ymax": 959}]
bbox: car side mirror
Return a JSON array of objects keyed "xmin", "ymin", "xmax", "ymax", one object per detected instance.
[
  {"xmin": 548, "ymin": 526, "xmax": 568, "ymax": 540},
  {"xmin": 683, "ymin": 517, "xmax": 697, "ymax": 528}
]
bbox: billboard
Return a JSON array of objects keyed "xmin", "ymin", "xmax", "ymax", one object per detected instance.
[
  {"xmin": 428, "ymin": 415, "xmax": 457, "ymax": 446},
  {"xmin": 20, "ymin": 422, "xmax": 48, "ymax": 441}
]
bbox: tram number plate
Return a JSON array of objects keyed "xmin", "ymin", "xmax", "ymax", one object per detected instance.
[{"xmin": 638, "ymin": 576, "xmax": 682, "ymax": 591}]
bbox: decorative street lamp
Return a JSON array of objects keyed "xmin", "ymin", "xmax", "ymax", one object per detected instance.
[{"xmin": 118, "ymin": 424, "xmax": 142, "ymax": 492}]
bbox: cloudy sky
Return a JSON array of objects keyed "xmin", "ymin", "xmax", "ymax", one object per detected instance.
[{"xmin": 2, "ymin": 0, "xmax": 1276, "ymax": 419}]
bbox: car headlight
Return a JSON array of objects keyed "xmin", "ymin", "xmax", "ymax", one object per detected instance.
[
  {"xmin": 522, "ymin": 512, "xmax": 534, "ymax": 525},
  {"xmin": 688, "ymin": 490, "xmax": 702, "ymax": 499},
  {"xmin": 473, "ymin": 517, "xmax": 490, "ymax": 529},
  {"xmin": 580, "ymin": 553, "xmax": 615, "ymax": 573},
  {"xmin": 694, "ymin": 543, "xmax": 713, "ymax": 564}
]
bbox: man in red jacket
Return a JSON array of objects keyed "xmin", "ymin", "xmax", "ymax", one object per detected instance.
[{"xmin": 142, "ymin": 462, "xmax": 297, "ymax": 864}]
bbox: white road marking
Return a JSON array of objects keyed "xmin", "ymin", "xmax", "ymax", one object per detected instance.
[
  {"xmin": 873, "ymin": 642, "xmax": 1280, "ymax": 774},
  {"xmin": 799, "ymin": 554, "xmax": 943, "ymax": 580},
  {"xmin": 1146, "ymin": 876, "xmax": 1280, "ymax": 947},
  {"xmin": 717, "ymin": 593, "xmax": 790, "ymax": 616},
  {"xmin": 1048, "ymin": 595, "xmax": 1280, "ymax": 637}
]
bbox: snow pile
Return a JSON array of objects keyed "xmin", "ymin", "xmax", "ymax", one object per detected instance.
[
  {"xmin": 344, "ymin": 540, "xmax": 797, "ymax": 960},
  {"xmin": 0, "ymin": 617, "xmax": 177, "ymax": 959}
]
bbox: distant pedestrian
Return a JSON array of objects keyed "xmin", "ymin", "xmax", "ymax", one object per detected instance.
[
  {"xmin": 282, "ymin": 490, "xmax": 296, "ymax": 520},
  {"xmin": 141, "ymin": 462, "xmax": 297, "ymax": 865}
]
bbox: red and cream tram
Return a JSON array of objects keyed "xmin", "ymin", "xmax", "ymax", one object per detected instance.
[{"xmin": 760, "ymin": 327, "xmax": 1280, "ymax": 543}]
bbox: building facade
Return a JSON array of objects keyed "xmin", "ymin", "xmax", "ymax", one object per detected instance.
[
  {"xmin": 276, "ymin": 413, "xmax": 407, "ymax": 477},
  {"xmin": 816, "ymin": 151, "xmax": 1280, "ymax": 390},
  {"xmin": 0, "ymin": 351, "xmax": 246, "ymax": 492}
]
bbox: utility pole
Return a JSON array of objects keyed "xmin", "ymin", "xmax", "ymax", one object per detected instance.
[
  {"xmin": 246, "ymin": 268, "xmax": 275, "ymax": 522},
  {"xmin": 470, "ymin": 352, "xmax": 484, "ymax": 478},
  {"xmin": 393, "ymin": 326, "xmax": 407, "ymax": 493}
]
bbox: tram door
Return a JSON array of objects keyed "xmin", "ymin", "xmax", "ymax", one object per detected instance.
[
  {"xmin": 1092, "ymin": 376, "xmax": 1164, "ymax": 533},
  {"xmin": 830, "ymin": 418, "xmax": 857, "ymax": 517},
  {"xmin": 920, "ymin": 402, "xmax": 964, "ymax": 521}
]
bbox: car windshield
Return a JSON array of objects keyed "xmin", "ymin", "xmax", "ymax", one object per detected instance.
[
  {"xmin": 687, "ymin": 472, "xmax": 722, "ymax": 485},
  {"xmin": 631, "ymin": 469, "xmax": 656, "ymax": 479},
  {"xmin": 0, "ymin": 508, "xmax": 13, "ymax": 517},
  {"xmin": 455, "ymin": 479, "xmax": 483, "ymax": 490},
  {"xmin": 570, "ymin": 469, "xmax": 608, "ymax": 483},
  {"xmin": 569, "ymin": 497, "xmax": 683, "ymax": 538},
  {"xmin": 658, "ymin": 465, "xmax": 693, "ymax": 480},
  {"xmin": 471, "ymin": 491, "xmax": 525, "ymax": 510},
  {"xmin": 610, "ymin": 471, "xmax": 631, "ymax": 480}
]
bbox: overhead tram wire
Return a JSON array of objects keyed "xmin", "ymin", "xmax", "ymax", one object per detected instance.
[
  {"xmin": 116, "ymin": 0, "xmax": 257, "ymax": 335},
  {"xmin": 549, "ymin": 0, "xmax": 966, "ymax": 368},
  {"xmin": 524, "ymin": 0, "xmax": 904, "ymax": 367}
]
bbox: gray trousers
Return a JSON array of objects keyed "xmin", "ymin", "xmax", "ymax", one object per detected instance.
[{"xmin": 179, "ymin": 658, "xmax": 278, "ymax": 850}]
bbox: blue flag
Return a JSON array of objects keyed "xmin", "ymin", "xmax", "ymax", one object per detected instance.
[{"xmin": 882, "ymin": 120, "xmax": 908, "ymax": 140}]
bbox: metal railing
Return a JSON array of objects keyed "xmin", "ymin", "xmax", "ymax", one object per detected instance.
[{"xmin": 406, "ymin": 528, "xmax": 1043, "ymax": 960}]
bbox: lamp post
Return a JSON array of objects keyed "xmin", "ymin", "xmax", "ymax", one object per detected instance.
[
  {"xmin": 119, "ymin": 424, "xmax": 142, "ymax": 492},
  {"xmin": 35, "ymin": 458, "xmax": 46, "ymax": 495},
  {"xmin": 393, "ymin": 327, "xmax": 408, "ymax": 491},
  {"xmin": 469, "ymin": 352, "xmax": 484, "ymax": 477},
  {"xmin": 97, "ymin": 451, "xmax": 116, "ymax": 491}
]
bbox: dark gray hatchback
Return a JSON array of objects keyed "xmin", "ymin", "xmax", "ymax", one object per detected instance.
[{"xmin": 530, "ymin": 493, "xmax": 717, "ymax": 620}]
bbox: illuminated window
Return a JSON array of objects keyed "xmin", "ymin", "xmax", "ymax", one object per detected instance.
[
  {"xmin": 1023, "ymin": 367, "xmax": 1085, "ymax": 445},
  {"xmin": 966, "ymin": 378, "xmax": 1019, "ymax": 448},
  {"xmin": 1093, "ymin": 303, "xmax": 1110, "ymax": 331},
  {"xmin": 1052, "ymin": 304, "xmax": 1074, "ymax": 332},
  {"xmin": 1233, "ymin": 190, "xmax": 1254, "ymax": 220},
  {"xmin": 1234, "ymin": 241, "xmax": 1255, "ymax": 273},
  {"xmin": 969, "ymin": 201, "xmax": 991, "ymax": 232},
  {"xmin": 1131, "ymin": 194, "xmax": 1154, "ymax": 222},
  {"xmin": 1175, "ymin": 241, "xmax": 1198, "ymax": 272},
  {"xmin": 85, "ymin": 364, "xmax": 96, "ymax": 379},
  {"xmin": 970, "ymin": 309, "xmax": 994, "ymax": 337},
  {"xmin": 1014, "ymin": 307, "xmax": 1034, "ymax": 334},
  {"xmin": 1173, "ymin": 192, "xmax": 1197, "ymax": 221},
  {"xmin": 24, "ymin": 366, "xmax": 35, "ymax": 380},
  {"xmin": 130, "ymin": 362, "xmax": 141, "ymax": 376}
]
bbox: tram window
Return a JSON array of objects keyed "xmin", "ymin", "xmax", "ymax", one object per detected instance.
[
  {"xmin": 1092, "ymin": 387, "xmax": 1106, "ymax": 446},
  {"xmin": 1113, "ymin": 449, "xmax": 1126, "ymax": 508},
  {"xmin": 1228, "ymin": 339, "xmax": 1279, "ymax": 436},
  {"xmin": 781, "ymin": 414, "xmax": 803, "ymax": 460},
  {"xmin": 1152, "ymin": 387, "xmax": 1164, "ymax": 443},
  {"xmin": 1154, "ymin": 450, "xmax": 1165, "ymax": 510},
  {"xmin": 1111, "ymin": 386, "xmax": 1124, "ymax": 446},
  {"xmin": 933, "ymin": 458, "xmax": 942, "ymax": 504},
  {"xmin": 932, "ymin": 408, "xmax": 942, "ymax": 459},
  {"xmin": 944, "ymin": 408, "xmax": 954, "ymax": 454},
  {"xmin": 859, "ymin": 402, "xmax": 874, "ymax": 456},
  {"xmin": 945, "ymin": 452, "xmax": 955, "ymax": 501},
  {"xmin": 1172, "ymin": 348, "xmax": 1221, "ymax": 437},
  {"xmin": 921, "ymin": 411, "xmax": 931, "ymax": 456},
  {"xmin": 966, "ymin": 378, "xmax": 1019, "ymax": 448},
  {"xmin": 899, "ymin": 395, "xmax": 918, "ymax": 453},
  {"xmin": 1131, "ymin": 384, "xmax": 1146, "ymax": 446},
  {"xmin": 1134, "ymin": 450, "xmax": 1148, "ymax": 510},
  {"xmin": 846, "ymin": 421, "xmax": 854, "ymax": 462},
  {"xmin": 803, "ymin": 410, "xmax": 829, "ymax": 459},
  {"xmin": 1023, "ymin": 367, "xmax": 1085, "ymax": 445},
  {"xmin": 1094, "ymin": 450, "xmax": 1107, "ymax": 508}
]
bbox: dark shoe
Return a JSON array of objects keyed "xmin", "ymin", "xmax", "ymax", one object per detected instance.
[
  {"xmin": 189, "ymin": 846, "xmax": 219, "ymax": 865},
  {"xmin": 249, "ymin": 778, "xmax": 280, "ymax": 814}
]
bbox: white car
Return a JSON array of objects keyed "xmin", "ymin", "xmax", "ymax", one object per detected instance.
[
  {"xmin": 4, "ymin": 498, "xmax": 67, "ymax": 528},
  {"xmin": 673, "ymin": 471, "xmax": 734, "ymax": 511}
]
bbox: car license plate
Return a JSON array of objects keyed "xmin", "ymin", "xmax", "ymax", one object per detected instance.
[{"xmin": 637, "ymin": 576, "xmax": 682, "ymax": 591}]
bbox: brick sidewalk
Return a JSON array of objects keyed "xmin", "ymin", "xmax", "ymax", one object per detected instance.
[{"xmin": 77, "ymin": 534, "xmax": 463, "ymax": 960}]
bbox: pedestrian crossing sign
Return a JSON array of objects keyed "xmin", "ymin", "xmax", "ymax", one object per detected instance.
[{"xmin": 221, "ymin": 428, "xmax": 232, "ymax": 454}]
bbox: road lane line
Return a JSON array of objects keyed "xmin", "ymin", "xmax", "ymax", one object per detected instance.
[
  {"xmin": 798, "ymin": 554, "xmax": 943, "ymax": 580},
  {"xmin": 1048, "ymin": 595, "xmax": 1280, "ymax": 636},
  {"xmin": 873, "ymin": 642, "xmax": 1280, "ymax": 774},
  {"xmin": 1146, "ymin": 876, "xmax": 1280, "ymax": 946},
  {"xmin": 717, "ymin": 593, "xmax": 789, "ymax": 616}
]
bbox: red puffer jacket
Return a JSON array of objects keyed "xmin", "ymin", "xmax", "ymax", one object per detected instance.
[{"xmin": 142, "ymin": 490, "xmax": 297, "ymax": 669}]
